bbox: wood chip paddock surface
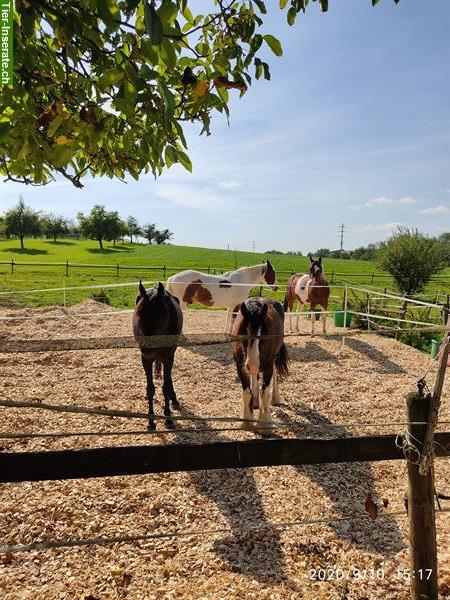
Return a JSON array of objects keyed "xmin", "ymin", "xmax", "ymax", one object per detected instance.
[{"xmin": 0, "ymin": 301, "xmax": 449, "ymax": 599}]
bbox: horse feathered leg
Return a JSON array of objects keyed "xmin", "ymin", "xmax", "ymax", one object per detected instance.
[
  {"xmin": 272, "ymin": 372, "xmax": 282, "ymax": 406},
  {"xmin": 256, "ymin": 367, "xmax": 275, "ymax": 435},
  {"xmin": 251, "ymin": 373, "xmax": 259, "ymax": 409}
]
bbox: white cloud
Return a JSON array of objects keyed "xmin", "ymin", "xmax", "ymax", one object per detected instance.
[
  {"xmin": 398, "ymin": 196, "xmax": 416, "ymax": 205},
  {"xmin": 154, "ymin": 183, "xmax": 227, "ymax": 211},
  {"xmin": 421, "ymin": 205, "xmax": 450, "ymax": 215},
  {"xmin": 359, "ymin": 222, "xmax": 403, "ymax": 234},
  {"xmin": 363, "ymin": 196, "xmax": 393, "ymax": 207},
  {"xmin": 217, "ymin": 179, "xmax": 242, "ymax": 189}
]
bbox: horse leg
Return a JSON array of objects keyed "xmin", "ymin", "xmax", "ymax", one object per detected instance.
[
  {"xmin": 256, "ymin": 366, "xmax": 275, "ymax": 435},
  {"xmin": 141, "ymin": 355, "xmax": 156, "ymax": 431},
  {"xmin": 225, "ymin": 309, "xmax": 232, "ymax": 334},
  {"xmin": 272, "ymin": 371, "xmax": 282, "ymax": 406},
  {"xmin": 237, "ymin": 367, "xmax": 255, "ymax": 429},
  {"xmin": 311, "ymin": 303, "xmax": 316, "ymax": 334},
  {"xmin": 162, "ymin": 354, "xmax": 178, "ymax": 428},
  {"xmin": 251, "ymin": 373, "xmax": 260, "ymax": 409},
  {"xmin": 295, "ymin": 301, "xmax": 301, "ymax": 331}
]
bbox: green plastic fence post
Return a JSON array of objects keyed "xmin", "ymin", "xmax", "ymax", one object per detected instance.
[
  {"xmin": 11, "ymin": 259, "xmax": 14, "ymax": 275},
  {"xmin": 116, "ymin": 264, "xmax": 119, "ymax": 278},
  {"xmin": 66, "ymin": 261, "xmax": 69, "ymax": 277}
]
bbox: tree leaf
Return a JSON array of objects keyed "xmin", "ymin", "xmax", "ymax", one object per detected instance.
[
  {"xmin": 98, "ymin": 68, "xmax": 124, "ymax": 90},
  {"xmin": 164, "ymin": 145, "xmax": 178, "ymax": 167},
  {"xmin": 254, "ymin": 0, "xmax": 267, "ymax": 14},
  {"xmin": 144, "ymin": 2, "xmax": 164, "ymax": 45},
  {"xmin": 178, "ymin": 150, "xmax": 192, "ymax": 172},
  {"xmin": 0, "ymin": 122, "xmax": 10, "ymax": 141},
  {"xmin": 46, "ymin": 115, "xmax": 64, "ymax": 138},
  {"xmin": 279, "ymin": 0, "xmax": 288, "ymax": 8},
  {"xmin": 263, "ymin": 34, "xmax": 282, "ymax": 56}
]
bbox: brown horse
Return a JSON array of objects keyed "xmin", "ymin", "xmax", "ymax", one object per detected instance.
[
  {"xmin": 133, "ymin": 281, "xmax": 183, "ymax": 430},
  {"xmin": 231, "ymin": 298, "xmax": 288, "ymax": 434},
  {"xmin": 283, "ymin": 256, "xmax": 330, "ymax": 333}
]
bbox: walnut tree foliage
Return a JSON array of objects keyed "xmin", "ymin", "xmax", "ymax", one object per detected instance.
[{"xmin": 1, "ymin": 0, "xmax": 397, "ymax": 188}]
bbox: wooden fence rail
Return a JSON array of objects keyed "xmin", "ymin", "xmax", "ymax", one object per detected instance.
[{"xmin": 1, "ymin": 433, "xmax": 449, "ymax": 483}]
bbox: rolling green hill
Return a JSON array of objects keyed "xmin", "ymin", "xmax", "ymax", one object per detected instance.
[{"xmin": 0, "ymin": 238, "xmax": 448, "ymax": 309}]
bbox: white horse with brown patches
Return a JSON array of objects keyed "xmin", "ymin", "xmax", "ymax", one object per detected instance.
[{"xmin": 166, "ymin": 261, "xmax": 278, "ymax": 331}]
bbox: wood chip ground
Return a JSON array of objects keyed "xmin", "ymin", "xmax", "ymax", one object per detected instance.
[{"xmin": 0, "ymin": 301, "xmax": 449, "ymax": 599}]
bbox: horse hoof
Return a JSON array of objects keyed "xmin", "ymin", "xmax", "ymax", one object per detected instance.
[
  {"xmin": 240, "ymin": 421, "xmax": 255, "ymax": 431},
  {"xmin": 165, "ymin": 419, "xmax": 175, "ymax": 429},
  {"xmin": 147, "ymin": 421, "xmax": 156, "ymax": 431},
  {"xmin": 172, "ymin": 400, "xmax": 181, "ymax": 410}
]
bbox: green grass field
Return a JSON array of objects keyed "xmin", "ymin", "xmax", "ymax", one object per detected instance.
[{"xmin": 0, "ymin": 237, "xmax": 448, "ymax": 310}]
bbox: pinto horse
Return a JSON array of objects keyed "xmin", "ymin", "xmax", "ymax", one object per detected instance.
[
  {"xmin": 133, "ymin": 281, "xmax": 183, "ymax": 430},
  {"xmin": 166, "ymin": 261, "xmax": 278, "ymax": 332},
  {"xmin": 283, "ymin": 256, "xmax": 330, "ymax": 333},
  {"xmin": 231, "ymin": 297, "xmax": 288, "ymax": 434}
]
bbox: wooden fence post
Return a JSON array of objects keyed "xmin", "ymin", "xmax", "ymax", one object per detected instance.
[
  {"xmin": 11, "ymin": 259, "xmax": 14, "ymax": 275},
  {"xmin": 163, "ymin": 266, "xmax": 166, "ymax": 280},
  {"xmin": 65, "ymin": 261, "xmax": 69, "ymax": 277},
  {"xmin": 406, "ymin": 392, "xmax": 438, "ymax": 600}
]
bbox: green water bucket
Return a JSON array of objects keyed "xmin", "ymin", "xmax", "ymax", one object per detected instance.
[
  {"xmin": 430, "ymin": 339, "xmax": 441, "ymax": 359},
  {"xmin": 334, "ymin": 311, "xmax": 353, "ymax": 327}
]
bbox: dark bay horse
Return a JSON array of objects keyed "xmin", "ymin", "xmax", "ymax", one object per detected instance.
[
  {"xmin": 133, "ymin": 281, "xmax": 183, "ymax": 430},
  {"xmin": 284, "ymin": 255, "xmax": 330, "ymax": 333},
  {"xmin": 231, "ymin": 298, "xmax": 288, "ymax": 434}
]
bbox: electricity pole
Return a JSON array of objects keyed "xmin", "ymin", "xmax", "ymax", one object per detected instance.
[{"xmin": 339, "ymin": 223, "xmax": 346, "ymax": 259}]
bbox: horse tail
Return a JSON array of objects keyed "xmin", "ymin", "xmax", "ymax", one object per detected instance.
[
  {"xmin": 275, "ymin": 343, "xmax": 289, "ymax": 379},
  {"xmin": 154, "ymin": 361, "xmax": 162, "ymax": 379}
]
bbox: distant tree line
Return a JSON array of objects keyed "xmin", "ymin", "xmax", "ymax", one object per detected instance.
[
  {"xmin": 266, "ymin": 235, "xmax": 450, "ymax": 267},
  {"xmin": 0, "ymin": 198, "xmax": 173, "ymax": 249}
]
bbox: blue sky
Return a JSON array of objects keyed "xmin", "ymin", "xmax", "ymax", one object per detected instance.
[{"xmin": 1, "ymin": 0, "xmax": 449, "ymax": 253}]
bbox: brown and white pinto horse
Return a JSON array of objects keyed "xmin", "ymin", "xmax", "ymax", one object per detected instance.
[
  {"xmin": 133, "ymin": 281, "xmax": 183, "ymax": 430},
  {"xmin": 232, "ymin": 297, "xmax": 288, "ymax": 434},
  {"xmin": 283, "ymin": 256, "xmax": 330, "ymax": 333},
  {"xmin": 166, "ymin": 261, "xmax": 278, "ymax": 332}
]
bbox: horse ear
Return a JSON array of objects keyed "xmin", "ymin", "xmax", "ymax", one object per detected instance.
[
  {"xmin": 260, "ymin": 303, "xmax": 268, "ymax": 317},
  {"xmin": 139, "ymin": 280, "xmax": 147, "ymax": 299},
  {"xmin": 156, "ymin": 281, "xmax": 165, "ymax": 299},
  {"xmin": 266, "ymin": 259, "xmax": 272, "ymax": 269},
  {"xmin": 240, "ymin": 302, "xmax": 250, "ymax": 320}
]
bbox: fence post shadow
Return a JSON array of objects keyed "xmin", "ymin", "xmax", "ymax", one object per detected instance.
[
  {"xmin": 171, "ymin": 407, "xmax": 294, "ymax": 586},
  {"xmin": 275, "ymin": 404, "xmax": 407, "ymax": 557}
]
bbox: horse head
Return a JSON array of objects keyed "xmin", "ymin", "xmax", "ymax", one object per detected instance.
[
  {"xmin": 240, "ymin": 300, "xmax": 268, "ymax": 375},
  {"xmin": 262, "ymin": 260, "xmax": 278, "ymax": 291},
  {"xmin": 309, "ymin": 255, "xmax": 323, "ymax": 280}
]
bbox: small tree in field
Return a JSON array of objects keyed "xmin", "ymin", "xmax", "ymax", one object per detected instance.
[
  {"xmin": 142, "ymin": 223, "xmax": 157, "ymax": 244},
  {"xmin": 154, "ymin": 229, "xmax": 173, "ymax": 245},
  {"xmin": 78, "ymin": 205, "xmax": 116, "ymax": 250},
  {"xmin": 4, "ymin": 197, "xmax": 41, "ymax": 249},
  {"xmin": 41, "ymin": 214, "xmax": 69, "ymax": 242},
  {"xmin": 126, "ymin": 217, "xmax": 141, "ymax": 244},
  {"xmin": 379, "ymin": 227, "xmax": 445, "ymax": 295}
]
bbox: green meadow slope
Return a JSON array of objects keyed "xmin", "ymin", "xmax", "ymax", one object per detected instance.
[{"xmin": 0, "ymin": 238, "xmax": 448, "ymax": 309}]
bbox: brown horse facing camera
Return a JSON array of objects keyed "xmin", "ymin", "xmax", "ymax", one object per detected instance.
[
  {"xmin": 133, "ymin": 281, "xmax": 183, "ymax": 430},
  {"xmin": 231, "ymin": 297, "xmax": 289, "ymax": 434}
]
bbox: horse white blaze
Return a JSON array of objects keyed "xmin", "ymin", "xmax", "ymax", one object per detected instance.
[{"xmin": 245, "ymin": 329, "xmax": 261, "ymax": 375}]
